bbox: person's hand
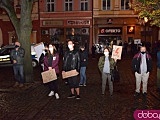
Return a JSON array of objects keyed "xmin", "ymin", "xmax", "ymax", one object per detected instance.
[
  {"xmin": 13, "ymin": 60, "xmax": 17, "ymax": 64},
  {"xmin": 62, "ymin": 71, "xmax": 65, "ymax": 74},
  {"xmin": 48, "ymin": 67, "xmax": 52, "ymax": 70},
  {"xmin": 114, "ymin": 58, "xmax": 117, "ymax": 62}
]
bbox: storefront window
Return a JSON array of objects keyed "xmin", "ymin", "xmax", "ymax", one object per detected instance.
[
  {"xmin": 65, "ymin": 0, "xmax": 73, "ymax": 11},
  {"xmin": 46, "ymin": 0, "xmax": 55, "ymax": 12},
  {"xmin": 49, "ymin": 28, "xmax": 64, "ymax": 43},
  {"xmin": 121, "ymin": 0, "xmax": 130, "ymax": 10},
  {"xmin": 102, "ymin": 0, "xmax": 110, "ymax": 10},
  {"xmin": 81, "ymin": 0, "xmax": 88, "ymax": 11}
]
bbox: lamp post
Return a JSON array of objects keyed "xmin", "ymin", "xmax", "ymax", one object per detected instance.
[{"xmin": 144, "ymin": 17, "xmax": 148, "ymax": 41}]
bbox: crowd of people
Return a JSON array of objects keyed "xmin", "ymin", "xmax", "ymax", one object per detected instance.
[{"xmin": 10, "ymin": 40, "xmax": 160, "ymax": 101}]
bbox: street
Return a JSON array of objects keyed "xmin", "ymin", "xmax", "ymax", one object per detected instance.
[{"xmin": 0, "ymin": 54, "xmax": 159, "ymax": 120}]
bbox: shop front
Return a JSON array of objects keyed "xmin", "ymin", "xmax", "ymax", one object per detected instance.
[{"xmin": 40, "ymin": 19, "xmax": 92, "ymax": 51}]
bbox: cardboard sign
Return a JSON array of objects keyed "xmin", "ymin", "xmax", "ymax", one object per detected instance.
[
  {"xmin": 41, "ymin": 69, "xmax": 57, "ymax": 83},
  {"xmin": 111, "ymin": 45, "xmax": 122, "ymax": 60},
  {"xmin": 62, "ymin": 70, "xmax": 79, "ymax": 79}
]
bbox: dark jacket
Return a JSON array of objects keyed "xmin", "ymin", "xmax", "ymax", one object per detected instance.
[
  {"xmin": 132, "ymin": 52, "xmax": 152, "ymax": 74},
  {"xmin": 10, "ymin": 47, "xmax": 25, "ymax": 65},
  {"xmin": 80, "ymin": 50, "xmax": 88, "ymax": 67},
  {"xmin": 44, "ymin": 53, "xmax": 59, "ymax": 74},
  {"xmin": 63, "ymin": 50, "xmax": 80, "ymax": 72},
  {"xmin": 157, "ymin": 51, "xmax": 160, "ymax": 69}
]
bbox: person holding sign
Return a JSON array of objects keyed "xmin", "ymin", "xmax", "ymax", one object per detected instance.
[
  {"xmin": 98, "ymin": 47, "xmax": 117, "ymax": 96},
  {"xmin": 43, "ymin": 44, "xmax": 60, "ymax": 99},
  {"xmin": 62, "ymin": 40, "xmax": 81, "ymax": 100}
]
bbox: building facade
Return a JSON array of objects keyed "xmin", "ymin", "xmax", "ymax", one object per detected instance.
[
  {"xmin": 39, "ymin": 0, "xmax": 93, "ymax": 50},
  {"xmin": 0, "ymin": 0, "xmax": 40, "ymax": 46},
  {"xmin": 93, "ymin": 0, "xmax": 159, "ymax": 48}
]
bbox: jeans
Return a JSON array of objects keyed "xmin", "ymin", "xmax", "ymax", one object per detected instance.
[
  {"xmin": 80, "ymin": 67, "xmax": 86, "ymax": 85},
  {"xmin": 135, "ymin": 72, "xmax": 149, "ymax": 93},
  {"xmin": 13, "ymin": 65, "xmax": 24, "ymax": 84},
  {"xmin": 157, "ymin": 68, "xmax": 160, "ymax": 89},
  {"xmin": 102, "ymin": 72, "xmax": 113, "ymax": 95}
]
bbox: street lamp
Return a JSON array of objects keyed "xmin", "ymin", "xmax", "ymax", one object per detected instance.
[{"xmin": 144, "ymin": 17, "xmax": 148, "ymax": 41}]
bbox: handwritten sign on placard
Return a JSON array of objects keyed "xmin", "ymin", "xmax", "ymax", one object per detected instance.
[
  {"xmin": 62, "ymin": 70, "xmax": 79, "ymax": 79},
  {"xmin": 111, "ymin": 45, "xmax": 122, "ymax": 60},
  {"xmin": 41, "ymin": 69, "xmax": 57, "ymax": 83}
]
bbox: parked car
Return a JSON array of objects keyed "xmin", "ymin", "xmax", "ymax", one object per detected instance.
[{"xmin": 0, "ymin": 44, "xmax": 39, "ymax": 67}]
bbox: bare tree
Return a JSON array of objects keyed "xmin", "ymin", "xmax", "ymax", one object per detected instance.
[{"xmin": 0, "ymin": 0, "xmax": 36, "ymax": 82}]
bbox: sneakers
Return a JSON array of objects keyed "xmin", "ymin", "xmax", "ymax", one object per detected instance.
[
  {"xmin": 134, "ymin": 92, "xmax": 140, "ymax": 97},
  {"xmin": 55, "ymin": 93, "xmax": 60, "ymax": 99},
  {"xmin": 48, "ymin": 91, "xmax": 54, "ymax": 97},
  {"xmin": 76, "ymin": 95, "xmax": 81, "ymax": 100},
  {"xmin": 79, "ymin": 84, "xmax": 86, "ymax": 86},
  {"xmin": 13, "ymin": 82, "xmax": 19, "ymax": 87},
  {"xmin": 83, "ymin": 84, "xmax": 86, "ymax": 87},
  {"xmin": 143, "ymin": 92, "xmax": 147, "ymax": 97},
  {"xmin": 67, "ymin": 94, "xmax": 76, "ymax": 98},
  {"xmin": 79, "ymin": 84, "xmax": 83, "ymax": 86},
  {"xmin": 19, "ymin": 84, "xmax": 24, "ymax": 88}
]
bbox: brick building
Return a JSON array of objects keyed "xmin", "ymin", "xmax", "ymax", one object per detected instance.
[
  {"xmin": 0, "ymin": 0, "xmax": 40, "ymax": 46},
  {"xmin": 39, "ymin": 0, "xmax": 93, "ymax": 50},
  {"xmin": 93, "ymin": 0, "xmax": 159, "ymax": 48}
]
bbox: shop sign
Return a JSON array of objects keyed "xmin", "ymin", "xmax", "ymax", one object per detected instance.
[
  {"xmin": 99, "ymin": 27, "xmax": 122, "ymax": 34},
  {"xmin": 67, "ymin": 20, "xmax": 90, "ymax": 25}
]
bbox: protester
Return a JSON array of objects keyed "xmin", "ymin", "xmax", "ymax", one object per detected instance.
[
  {"xmin": 91, "ymin": 44, "xmax": 96, "ymax": 58},
  {"xmin": 39, "ymin": 43, "xmax": 48, "ymax": 72},
  {"xmin": 157, "ymin": 47, "xmax": 160, "ymax": 93},
  {"xmin": 43, "ymin": 44, "xmax": 60, "ymax": 99},
  {"xmin": 79, "ymin": 45, "xmax": 88, "ymax": 86},
  {"xmin": 10, "ymin": 41, "xmax": 25, "ymax": 87},
  {"xmin": 98, "ymin": 47, "xmax": 117, "ymax": 96},
  {"xmin": 62, "ymin": 40, "xmax": 81, "ymax": 99},
  {"xmin": 132, "ymin": 46, "xmax": 152, "ymax": 97}
]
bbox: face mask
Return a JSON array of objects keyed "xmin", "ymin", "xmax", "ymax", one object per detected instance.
[
  {"xmin": 104, "ymin": 52, "xmax": 109, "ymax": 56},
  {"xmin": 15, "ymin": 45, "xmax": 19, "ymax": 48},
  {"xmin": 49, "ymin": 48, "xmax": 53, "ymax": 53},
  {"xmin": 68, "ymin": 45, "xmax": 73, "ymax": 49},
  {"xmin": 141, "ymin": 52, "xmax": 146, "ymax": 54}
]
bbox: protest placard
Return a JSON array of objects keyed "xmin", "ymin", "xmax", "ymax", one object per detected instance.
[
  {"xmin": 41, "ymin": 69, "xmax": 57, "ymax": 83},
  {"xmin": 62, "ymin": 70, "xmax": 79, "ymax": 79},
  {"xmin": 111, "ymin": 45, "xmax": 122, "ymax": 60}
]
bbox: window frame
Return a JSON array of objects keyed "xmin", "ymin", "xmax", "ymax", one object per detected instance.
[
  {"xmin": 65, "ymin": 0, "xmax": 73, "ymax": 11},
  {"xmin": 80, "ymin": 0, "xmax": 88, "ymax": 11},
  {"xmin": 121, "ymin": 0, "xmax": 130, "ymax": 10},
  {"xmin": 102, "ymin": 0, "xmax": 111, "ymax": 11},
  {"xmin": 46, "ymin": 0, "xmax": 55, "ymax": 12}
]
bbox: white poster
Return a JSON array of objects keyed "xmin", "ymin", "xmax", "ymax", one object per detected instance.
[
  {"xmin": 111, "ymin": 45, "xmax": 122, "ymax": 60},
  {"xmin": 33, "ymin": 42, "xmax": 45, "ymax": 61}
]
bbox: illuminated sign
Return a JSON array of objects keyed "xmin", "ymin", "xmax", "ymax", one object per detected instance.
[
  {"xmin": 99, "ymin": 27, "xmax": 122, "ymax": 35},
  {"xmin": 127, "ymin": 26, "xmax": 135, "ymax": 34},
  {"xmin": 67, "ymin": 20, "xmax": 90, "ymax": 25}
]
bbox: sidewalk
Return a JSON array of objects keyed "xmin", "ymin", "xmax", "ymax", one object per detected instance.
[{"xmin": 0, "ymin": 55, "xmax": 159, "ymax": 120}]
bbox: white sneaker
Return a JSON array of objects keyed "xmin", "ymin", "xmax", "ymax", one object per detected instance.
[
  {"xmin": 48, "ymin": 91, "xmax": 54, "ymax": 97},
  {"xmin": 55, "ymin": 93, "xmax": 60, "ymax": 99}
]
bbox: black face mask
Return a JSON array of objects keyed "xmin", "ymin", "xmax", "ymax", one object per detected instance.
[
  {"xmin": 15, "ymin": 45, "xmax": 19, "ymax": 48},
  {"xmin": 141, "ymin": 52, "xmax": 146, "ymax": 54}
]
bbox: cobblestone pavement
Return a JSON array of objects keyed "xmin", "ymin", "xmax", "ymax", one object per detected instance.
[{"xmin": 0, "ymin": 55, "xmax": 160, "ymax": 120}]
